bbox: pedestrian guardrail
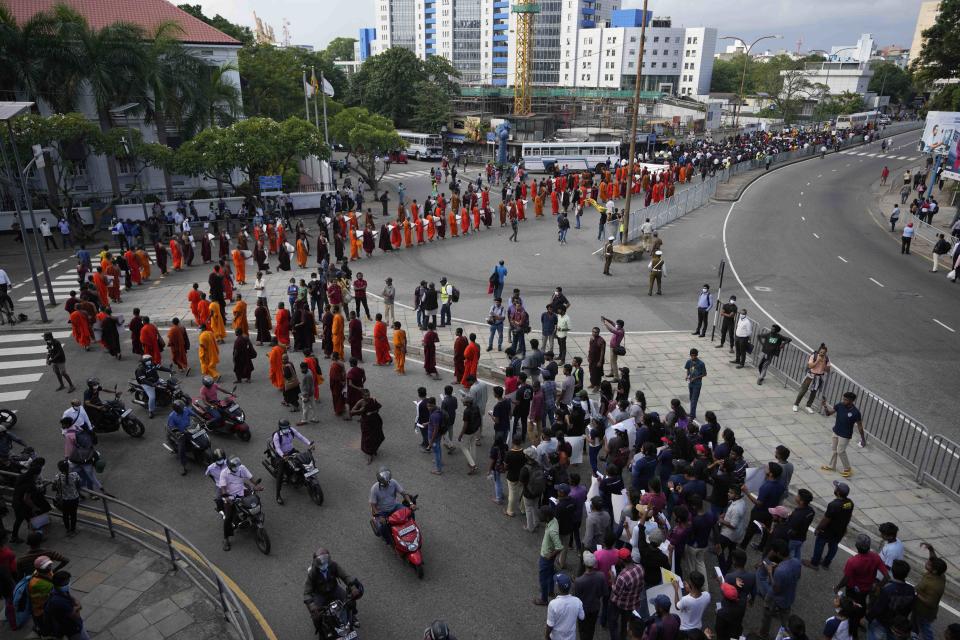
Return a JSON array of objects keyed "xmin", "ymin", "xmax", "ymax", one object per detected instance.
[
  {"xmin": 0, "ymin": 471, "xmax": 256, "ymax": 640},
  {"xmin": 742, "ymin": 327, "xmax": 960, "ymax": 502}
]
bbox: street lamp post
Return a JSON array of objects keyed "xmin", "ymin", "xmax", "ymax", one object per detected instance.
[
  {"xmin": 721, "ymin": 34, "xmax": 782, "ymax": 129},
  {"xmin": 110, "ymin": 103, "xmax": 149, "ymax": 221},
  {"xmin": 0, "ymin": 102, "xmax": 50, "ymax": 321}
]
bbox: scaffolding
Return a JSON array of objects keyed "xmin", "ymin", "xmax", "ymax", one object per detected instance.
[{"xmin": 512, "ymin": 2, "xmax": 540, "ymax": 116}]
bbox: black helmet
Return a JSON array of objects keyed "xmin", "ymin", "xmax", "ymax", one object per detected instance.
[
  {"xmin": 212, "ymin": 448, "xmax": 226, "ymax": 464},
  {"xmin": 227, "ymin": 456, "xmax": 241, "ymax": 472},
  {"xmin": 376, "ymin": 467, "xmax": 391, "ymax": 487},
  {"xmin": 86, "ymin": 377, "xmax": 101, "ymax": 390},
  {"xmin": 425, "ymin": 620, "xmax": 451, "ymax": 640},
  {"xmin": 201, "ymin": 375, "xmax": 214, "ymax": 388},
  {"xmin": 172, "ymin": 400, "xmax": 185, "ymax": 412},
  {"xmin": 278, "ymin": 419, "xmax": 291, "ymax": 435}
]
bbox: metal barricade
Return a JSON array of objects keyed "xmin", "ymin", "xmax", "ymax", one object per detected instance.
[{"xmin": 744, "ymin": 326, "xmax": 960, "ymax": 501}]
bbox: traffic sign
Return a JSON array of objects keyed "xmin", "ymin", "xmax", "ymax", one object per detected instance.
[{"xmin": 258, "ymin": 175, "xmax": 283, "ymax": 191}]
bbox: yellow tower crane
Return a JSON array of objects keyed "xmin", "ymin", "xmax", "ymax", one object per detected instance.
[{"xmin": 512, "ymin": 1, "xmax": 540, "ymax": 116}]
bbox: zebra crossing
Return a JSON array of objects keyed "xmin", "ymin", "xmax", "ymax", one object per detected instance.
[
  {"xmin": 15, "ymin": 248, "xmax": 158, "ymax": 303},
  {"xmin": 839, "ymin": 150, "xmax": 913, "ymax": 161},
  {"xmin": 0, "ymin": 330, "xmax": 69, "ymax": 404},
  {"xmin": 380, "ymin": 169, "xmax": 434, "ymax": 182}
]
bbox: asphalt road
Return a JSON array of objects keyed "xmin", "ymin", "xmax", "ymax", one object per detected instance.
[{"xmin": 720, "ymin": 129, "xmax": 960, "ymax": 441}]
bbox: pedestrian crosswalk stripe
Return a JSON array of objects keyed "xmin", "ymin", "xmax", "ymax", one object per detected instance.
[
  {"xmin": 866, "ymin": 153, "xmax": 878, "ymax": 157},
  {"xmin": 0, "ymin": 373, "xmax": 43, "ymax": 386},
  {"xmin": 0, "ymin": 331, "xmax": 69, "ymax": 344},
  {"xmin": 0, "ymin": 345, "xmax": 47, "ymax": 357},
  {"xmin": 0, "ymin": 390, "xmax": 31, "ymax": 402},
  {"xmin": 0, "ymin": 359, "xmax": 47, "ymax": 370}
]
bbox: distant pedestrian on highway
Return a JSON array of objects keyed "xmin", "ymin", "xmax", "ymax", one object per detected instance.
[
  {"xmin": 901, "ymin": 222, "xmax": 914, "ymax": 254},
  {"xmin": 693, "ymin": 284, "xmax": 713, "ymax": 337},
  {"xmin": 717, "ymin": 295, "xmax": 737, "ymax": 352},
  {"xmin": 602, "ymin": 237, "xmax": 614, "ymax": 275},
  {"xmin": 821, "ymin": 392, "xmax": 865, "ymax": 478},
  {"xmin": 880, "ymin": 165, "xmax": 890, "ymax": 185},
  {"xmin": 756, "ymin": 324, "xmax": 790, "ymax": 385},
  {"xmin": 490, "ymin": 260, "xmax": 507, "ymax": 300},
  {"xmin": 899, "ymin": 184, "xmax": 910, "ymax": 205},
  {"xmin": 793, "ymin": 344, "xmax": 830, "ymax": 413},
  {"xmin": 932, "ymin": 233, "xmax": 951, "ymax": 272},
  {"xmin": 648, "ymin": 250, "xmax": 664, "ymax": 296},
  {"xmin": 889, "ymin": 205, "xmax": 900, "ymax": 231}
]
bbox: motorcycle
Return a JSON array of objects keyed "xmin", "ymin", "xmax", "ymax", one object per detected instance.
[
  {"xmin": 221, "ymin": 486, "xmax": 270, "ymax": 555},
  {"xmin": 191, "ymin": 389, "xmax": 251, "ymax": 442},
  {"xmin": 262, "ymin": 447, "xmax": 324, "ymax": 505},
  {"xmin": 369, "ymin": 495, "xmax": 423, "ymax": 578},
  {"xmin": 0, "ymin": 408, "xmax": 17, "ymax": 430},
  {"xmin": 87, "ymin": 389, "xmax": 145, "ymax": 438},
  {"xmin": 0, "ymin": 446, "xmax": 37, "ymax": 486},
  {"xmin": 128, "ymin": 373, "xmax": 191, "ymax": 412},
  {"xmin": 312, "ymin": 597, "xmax": 359, "ymax": 640},
  {"xmin": 162, "ymin": 423, "xmax": 213, "ymax": 466}
]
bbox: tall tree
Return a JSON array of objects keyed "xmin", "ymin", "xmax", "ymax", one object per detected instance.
[
  {"xmin": 177, "ymin": 4, "xmax": 254, "ymax": 45},
  {"xmin": 410, "ymin": 81, "xmax": 451, "ymax": 133},
  {"xmin": 329, "ymin": 107, "xmax": 403, "ymax": 196},
  {"xmin": 348, "ymin": 47, "xmax": 429, "ymax": 127},
  {"xmin": 238, "ymin": 43, "xmax": 346, "ymax": 120},
  {"xmin": 323, "ymin": 37, "xmax": 357, "ymax": 61},
  {"xmin": 868, "ymin": 62, "xmax": 916, "ymax": 105}
]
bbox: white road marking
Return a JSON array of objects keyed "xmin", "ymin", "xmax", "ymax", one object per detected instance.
[
  {"xmin": 806, "ymin": 182, "xmax": 810, "ymax": 186},
  {"xmin": 933, "ymin": 318, "xmax": 955, "ymax": 333},
  {"xmin": 798, "ymin": 202, "xmax": 802, "ymax": 208},
  {"xmin": 0, "ymin": 345, "xmax": 47, "ymax": 356},
  {"xmin": 0, "ymin": 331, "xmax": 69, "ymax": 343},
  {"xmin": 801, "ymin": 216, "xmax": 806, "ymax": 222},
  {"xmin": 838, "ymin": 256, "xmax": 848, "ymax": 263},
  {"xmin": 817, "ymin": 175, "xmax": 822, "ymax": 178},
  {"xmin": 869, "ymin": 277, "xmax": 885, "ymax": 287},
  {"xmin": 0, "ymin": 390, "xmax": 30, "ymax": 402},
  {"xmin": 0, "ymin": 373, "xmax": 44, "ymax": 386},
  {"xmin": 0, "ymin": 359, "xmax": 47, "ymax": 370},
  {"xmin": 800, "ymin": 191, "xmax": 803, "ymax": 196},
  {"xmin": 812, "ymin": 233, "xmax": 820, "ymax": 239}
]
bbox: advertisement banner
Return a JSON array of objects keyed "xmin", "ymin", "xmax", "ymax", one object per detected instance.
[{"xmin": 920, "ymin": 111, "xmax": 960, "ymax": 171}]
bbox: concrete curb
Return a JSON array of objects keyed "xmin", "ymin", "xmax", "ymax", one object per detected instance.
[{"xmin": 711, "ymin": 123, "xmax": 925, "ymax": 203}]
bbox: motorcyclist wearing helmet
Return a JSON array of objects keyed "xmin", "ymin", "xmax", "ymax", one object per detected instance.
[
  {"xmin": 135, "ymin": 354, "xmax": 171, "ymax": 418},
  {"xmin": 205, "ymin": 448, "xmax": 228, "ymax": 511},
  {"xmin": 217, "ymin": 456, "xmax": 260, "ymax": 551},
  {"xmin": 424, "ymin": 620, "xmax": 456, "ymax": 640},
  {"xmin": 167, "ymin": 400, "xmax": 198, "ymax": 476},
  {"xmin": 199, "ymin": 376, "xmax": 234, "ymax": 429},
  {"xmin": 369, "ymin": 467, "xmax": 415, "ymax": 544},
  {"xmin": 303, "ymin": 547, "xmax": 362, "ymax": 630},
  {"xmin": 271, "ymin": 419, "xmax": 314, "ymax": 505},
  {"xmin": 82, "ymin": 377, "xmax": 106, "ymax": 426}
]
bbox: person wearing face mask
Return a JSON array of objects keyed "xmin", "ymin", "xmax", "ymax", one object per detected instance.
[
  {"xmin": 717, "ymin": 295, "xmax": 737, "ymax": 352},
  {"xmin": 303, "ymin": 547, "xmax": 363, "ymax": 631},
  {"xmin": 270, "ymin": 419, "xmax": 314, "ymax": 505},
  {"xmin": 693, "ymin": 284, "xmax": 713, "ymax": 338}
]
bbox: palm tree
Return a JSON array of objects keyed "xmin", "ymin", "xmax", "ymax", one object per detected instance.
[
  {"xmin": 181, "ymin": 62, "xmax": 242, "ymax": 137},
  {"xmin": 0, "ymin": 4, "xmax": 77, "ymax": 111}
]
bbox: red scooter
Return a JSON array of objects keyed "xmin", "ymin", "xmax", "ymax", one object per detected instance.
[
  {"xmin": 191, "ymin": 390, "xmax": 252, "ymax": 441},
  {"xmin": 371, "ymin": 496, "xmax": 423, "ymax": 578}
]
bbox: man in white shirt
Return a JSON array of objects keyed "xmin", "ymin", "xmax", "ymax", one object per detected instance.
[
  {"xmin": 61, "ymin": 399, "xmax": 92, "ymax": 432},
  {"xmin": 57, "ymin": 218, "xmax": 72, "ymax": 248},
  {"xmin": 218, "ymin": 456, "xmax": 259, "ymax": 550},
  {"xmin": 878, "ymin": 522, "xmax": 904, "ymax": 569},
  {"xmin": 640, "ymin": 218, "xmax": 654, "ymax": 252},
  {"xmin": 39, "ymin": 218, "xmax": 58, "ymax": 250},
  {"xmin": 732, "ymin": 309, "xmax": 755, "ymax": 368},
  {"xmin": 545, "ymin": 572, "xmax": 583, "ymax": 640}
]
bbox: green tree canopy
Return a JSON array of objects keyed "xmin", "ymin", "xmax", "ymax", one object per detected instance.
[
  {"xmin": 329, "ymin": 107, "xmax": 403, "ymax": 195},
  {"xmin": 912, "ymin": 0, "xmax": 960, "ymax": 83},
  {"xmin": 323, "ymin": 37, "xmax": 356, "ymax": 61},
  {"xmin": 238, "ymin": 43, "xmax": 347, "ymax": 121},
  {"xmin": 176, "ymin": 4, "xmax": 254, "ymax": 45},
  {"xmin": 175, "ymin": 117, "xmax": 327, "ymax": 192},
  {"xmin": 869, "ymin": 61, "xmax": 916, "ymax": 105}
]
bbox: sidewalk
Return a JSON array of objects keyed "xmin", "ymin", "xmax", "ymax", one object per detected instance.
[
  {"xmin": 365, "ymin": 297, "xmax": 960, "ymax": 582},
  {"xmin": 7, "ymin": 526, "xmax": 236, "ymax": 640}
]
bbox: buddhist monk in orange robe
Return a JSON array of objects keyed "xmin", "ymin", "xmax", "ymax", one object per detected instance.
[{"xmin": 372, "ymin": 318, "xmax": 392, "ymax": 366}]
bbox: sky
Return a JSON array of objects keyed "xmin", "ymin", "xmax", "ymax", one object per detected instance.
[{"xmin": 190, "ymin": 0, "xmax": 926, "ymax": 55}]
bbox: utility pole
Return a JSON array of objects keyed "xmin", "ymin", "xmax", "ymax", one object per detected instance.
[{"xmin": 620, "ymin": 0, "xmax": 649, "ymax": 245}]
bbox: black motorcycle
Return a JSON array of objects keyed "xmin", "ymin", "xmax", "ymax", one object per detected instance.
[
  {"xmin": 128, "ymin": 373, "xmax": 191, "ymax": 412},
  {"xmin": 0, "ymin": 446, "xmax": 37, "ymax": 486},
  {"xmin": 313, "ymin": 597, "xmax": 359, "ymax": 639},
  {"xmin": 262, "ymin": 447, "xmax": 324, "ymax": 506},
  {"xmin": 222, "ymin": 489, "xmax": 270, "ymax": 555},
  {"xmin": 163, "ymin": 424, "xmax": 212, "ymax": 465},
  {"xmin": 0, "ymin": 408, "xmax": 17, "ymax": 430},
  {"xmin": 87, "ymin": 390, "xmax": 145, "ymax": 438}
]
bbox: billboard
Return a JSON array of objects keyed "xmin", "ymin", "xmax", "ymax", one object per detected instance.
[{"xmin": 920, "ymin": 111, "xmax": 960, "ymax": 171}]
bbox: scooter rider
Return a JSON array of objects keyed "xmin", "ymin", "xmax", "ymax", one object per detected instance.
[
  {"xmin": 217, "ymin": 456, "xmax": 260, "ymax": 551},
  {"xmin": 303, "ymin": 547, "xmax": 362, "ymax": 630},
  {"xmin": 199, "ymin": 376, "xmax": 234, "ymax": 429},
  {"xmin": 136, "ymin": 355, "xmax": 171, "ymax": 418},
  {"xmin": 205, "ymin": 448, "xmax": 228, "ymax": 511},
  {"xmin": 167, "ymin": 400, "xmax": 198, "ymax": 476},
  {"xmin": 83, "ymin": 378, "xmax": 106, "ymax": 425},
  {"xmin": 369, "ymin": 467, "xmax": 415, "ymax": 544},
  {"xmin": 271, "ymin": 419, "xmax": 314, "ymax": 505}
]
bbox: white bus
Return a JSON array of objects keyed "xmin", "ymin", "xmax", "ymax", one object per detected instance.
[
  {"xmin": 835, "ymin": 111, "xmax": 879, "ymax": 131},
  {"xmin": 397, "ymin": 131, "xmax": 443, "ymax": 160},
  {"xmin": 521, "ymin": 141, "xmax": 622, "ymax": 173}
]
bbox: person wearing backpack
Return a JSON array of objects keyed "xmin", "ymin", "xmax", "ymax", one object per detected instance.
[
  {"xmin": 63, "ymin": 418, "xmax": 102, "ymax": 494},
  {"xmin": 40, "ymin": 570, "xmax": 88, "ymax": 640},
  {"xmin": 439, "ymin": 277, "xmax": 455, "ymax": 328},
  {"xmin": 26, "ymin": 556, "xmax": 55, "ymax": 631},
  {"xmin": 519, "ymin": 447, "xmax": 545, "ymax": 533},
  {"xmin": 932, "ymin": 233, "xmax": 951, "ymax": 272}
]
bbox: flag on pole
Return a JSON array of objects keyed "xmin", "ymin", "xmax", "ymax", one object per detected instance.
[
  {"xmin": 321, "ymin": 74, "xmax": 335, "ymax": 97},
  {"xmin": 304, "ymin": 79, "xmax": 315, "ymax": 98},
  {"xmin": 310, "ymin": 68, "xmax": 320, "ymax": 96}
]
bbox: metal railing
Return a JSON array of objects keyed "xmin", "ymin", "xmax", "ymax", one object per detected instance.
[
  {"xmin": 743, "ymin": 328, "xmax": 960, "ymax": 502},
  {"xmin": 0, "ymin": 471, "xmax": 256, "ymax": 640}
]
